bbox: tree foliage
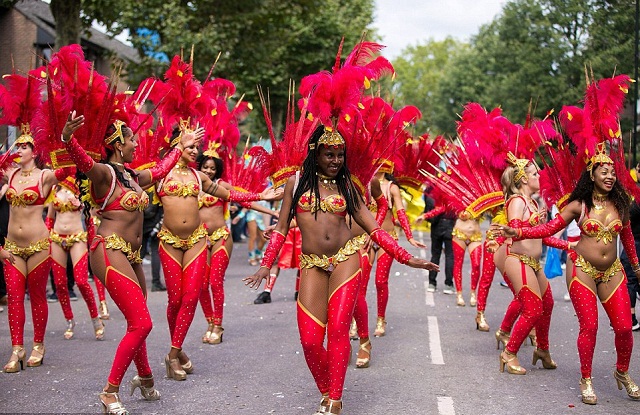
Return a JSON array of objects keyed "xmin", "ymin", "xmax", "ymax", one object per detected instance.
[{"xmin": 394, "ymin": 0, "xmax": 636, "ymax": 136}]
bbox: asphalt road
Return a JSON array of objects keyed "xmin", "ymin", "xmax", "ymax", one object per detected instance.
[{"xmin": 1, "ymin": 231, "xmax": 639, "ymax": 414}]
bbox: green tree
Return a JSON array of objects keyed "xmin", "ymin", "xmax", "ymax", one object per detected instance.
[{"xmin": 390, "ymin": 37, "xmax": 463, "ymax": 134}]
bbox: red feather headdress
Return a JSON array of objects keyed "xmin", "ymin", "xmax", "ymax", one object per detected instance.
[
  {"xmin": 31, "ymin": 44, "xmax": 124, "ymax": 166},
  {"xmin": 0, "ymin": 67, "xmax": 43, "ymax": 146}
]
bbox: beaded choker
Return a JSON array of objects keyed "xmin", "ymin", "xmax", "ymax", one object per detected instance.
[{"xmin": 317, "ymin": 172, "xmax": 336, "ymax": 190}]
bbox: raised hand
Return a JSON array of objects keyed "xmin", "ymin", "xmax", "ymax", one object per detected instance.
[{"xmin": 62, "ymin": 111, "xmax": 85, "ymax": 141}]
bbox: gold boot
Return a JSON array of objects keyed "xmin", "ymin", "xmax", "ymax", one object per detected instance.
[
  {"xmin": 614, "ymin": 370, "xmax": 640, "ymax": 400},
  {"xmin": 202, "ymin": 320, "xmax": 214, "ymax": 343},
  {"xmin": 98, "ymin": 391, "xmax": 129, "ymax": 414},
  {"xmin": 93, "ymin": 317, "xmax": 105, "ymax": 341},
  {"xmin": 3, "ymin": 346, "xmax": 25, "ymax": 373},
  {"xmin": 456, "ymin": 292, "xmax": 465, "ymax": 307},
  {"xmin": 208, "ymin": 326, "xmax": 224, "ymax": 344},
  {"xmin": 469, "ymin": 291, "xmax": 477, "ymax": 307},
  {"xmin": 26, "ymin": 343, "xmax": 45, "ymax": 367},
  {"xmin": 579, "ymin": 377, "xmax": 597, "ymax": 405},
  {"xmin": 373, "ymin": 317, "xmax": 386, "ymax": 337},
  {"xmin": 164, "ymin": 355, "xmax": 186, "ymax": 381},
  {"xmin": 349, "ymin": 318, "xmax": 358, "ymax": 340},
  {"xmin": 355, "ymin": 339, "xmax": 371, "ymax": 369},
  {"xmin": 326, "ymin": 399, "xmax": 342, "ymax": 415},
  {"xmin": 99, "ymin": 300, "xmax": 110, "ymax": 320},
  {"xmin": 499, "ymin": 350, "xmax": 526, "ymax": 375},
  {"xmin": 312, "ymin": 394, "xmax": 329, "ymax": 415},
  {"xmin": 495, "ymin": 329, "xmax": 509, "ymax": 350},
  {"xmin": 475, "ymin": 312, "xmax": 489, "ymax": 332},
  {"xmin": 532, "ymin": 348, "xmax": 557, "ymax": 369},
  {"xmin": 130, "ymin": 375, "xmax": 161, "ymax": 400},
  {"xmin": 64, "ymin": 319, "xmax": 76, "ymax": 340},
  {"xmin": 527, "ymin": 328, "xmax": 537, "ymax": 346}
]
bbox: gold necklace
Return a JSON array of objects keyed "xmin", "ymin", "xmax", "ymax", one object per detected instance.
[
  {"xmin": 112, "ymin": 162, "xmax": 132, "ymax": 181},
  {"xmin": 174, "ymin": 163, "xmax": 190, "ymax": 176},
  {"xmin": 17, "ymin": 167, "xmax": 36, "ymax": 184},
  {"xmin": 593, "ymin": 192, "xmax": 607, "ymax": 212},
  {"xmin": 317, "ymin": 172, "xmax": 336, "ymax": 190}
]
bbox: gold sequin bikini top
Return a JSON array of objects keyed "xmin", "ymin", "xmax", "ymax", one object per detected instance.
[
  {"xmin": 297, "ymin": 191, "xmax": 347, "ymax": 216},
  {"xmin": 581, "ymin": 218, "xmax": 622, "ymax": 244},
  {"xmin": 157, "ymin": 167, "xmax": 201, "ymax": 198}
]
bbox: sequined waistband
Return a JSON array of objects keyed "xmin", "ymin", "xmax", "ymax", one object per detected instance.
[
  {"xmin": 4, "ymin": 237, "xmax": 50, "ymax": 260},
  {"xmin": 158, "ymin": 223, "xmax": 208, "ymax": 251},
  {"xmin": 50, "ymin": 230, "xmax": 88, "ymax": 250},
  {"xmin": 95, "ymin": 233, "xmax": 142, "ymax": 264},
  {"xmin": 299, "ymin": 234, "xmax": 367, "ymax": 272},
  {"xmin": 573, "ymin": 254, "xmax": 622, "ymax": 284},
  {"xmin": 507, "ymin": 252, "xmax": 542, "ymax": 272},
  {"xmin": 207, "ymin": 226, "xmax": 230, "ymax": 246},
  {"xmin": 452, "ymin": 228, "xmax": 483, "ymax": 243}
]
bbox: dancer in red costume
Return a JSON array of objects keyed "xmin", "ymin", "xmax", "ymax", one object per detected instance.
[
  {"xmin": 497, "ymin": 145, "xmax": 640, "ymax": 403},
  {"xmin": 197, "ymin": 146, "xmax": 278, "ymax": 344},
  {"xmin": 245, "ymin": 125, "xmax": 438, "ymax": 415},
  {"xmin": 0, "ymin": 68, "xmax": 76, "ymax": 373},
  {"xmin": 46, "ymin": 175, "xmax": 105, "ymax": 341},
  {"xmin": 373, "ymin": 165, "xmax": 425, "ymax": 336},
  {"xmin": 450, "ymin": 212, "xmax": 483, "ymax": 306},
  {"xmin": 62, "ymin": 114, "xmax": 202, "ymax": 412},
  {"xmin": 347, "ymin": 178, "xmax": 387, "ymax": 369},
  {"xmin": 493, "ymin": 154, "xmax": 570, "ymax": 377}
]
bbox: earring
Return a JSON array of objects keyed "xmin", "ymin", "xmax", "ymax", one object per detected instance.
[{"xmin": 120, "ymin": 150, "xmax": 124, "ymax": 158}]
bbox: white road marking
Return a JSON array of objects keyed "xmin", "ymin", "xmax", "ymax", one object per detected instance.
[
  {"xmin": 428, "ymin": 315, "xmax": 444, "ymax": 365},
  {"xmin": 424, "ymin": 281, "xmax": 435, "ymax": 307},
  {"xmin": 437, "ymin": 396, "xmax": 455, "ymax": 415}
]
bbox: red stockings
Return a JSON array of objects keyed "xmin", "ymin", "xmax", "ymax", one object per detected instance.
[
  {"xmin": 5, "ymin": 258, "xmax": 50, "ymax": 346},
  {"xmin": 476, "ymin": 241, "xmax": 496, "ymax": 312},
  {"xmin": 353, "ymin": 250, "xmax": 372, "ymax": 339},
  {"xmin": 161, "ymin": 243, "xmax": 207, "ymax": 349},
  {"xmin": 199, "ymin": 247, "xmax": 229, "ymax": 326},
  {"xmin": 453, "ymin": 243, "xmax": 482, "ymax": 292},
  {"xmin": 298, "ymin": 268, "xmax": 360, "ymax": 400},
  {"xmin": 570, "ymin": 277, "xmax": 633, "ymax": 378},
  {"xmin": 52, "ymin": 253, "xmax": 98, "ymax": 320},
  {"xmin": 105, "ymin": 267, "xmax": 153, "ymax": 386},
  {"xmin": 374, "ymin": 251, "xmax": 393, "ymax": 319}
]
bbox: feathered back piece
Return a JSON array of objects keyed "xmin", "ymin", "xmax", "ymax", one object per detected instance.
[
  {"xmin": 456, "ymin": 102, "xmax": 543, "ymax": 172},
  {"xmin": 559, "ymin": 73, "xmax": 637, "ymax": 199},
  {"xmin": 0, "ymin": 67, "xmax": 44, "ymax": 145},
  {"xmin": 225, "ymin": 146, "xmax": 271, "ymax": 194},
  {"xmin": 393, "ymin": 133, "xmax": 440, "ymax": 191},
  {"xmin": 200, "ymin": 77, "xmax": 250, "ymax": 162},
  {"xmin": 341, "ymin": 95, "xmax": 416, "ymax": 195},
  {"xmin": 31, "ymin": 44, "xmax": 123, "ymax": 166},
  {"xmin": 420, "ymin": 136, "xmax": 503, "ymax": 218},
  {"xmin": 534, "ymin": 118, "xmax": 582, "ymax": 210},
  {"xmin": 257, "ymin": 84, "xmax": 318, "ymax": 188},
  {"xmin": 146, "ymin": 54, "xmax": 210, "ymax": 145}
]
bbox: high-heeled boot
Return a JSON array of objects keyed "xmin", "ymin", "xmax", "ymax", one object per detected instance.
[
  {"xmin": 93, "ymin": 317, "xmax": 105, "ymax": 341},
  {"xmin": 614, "ymin": 370, "xmax": 640, "ymax": 400},
  {"xmin": 130, "ymin": 375, "xmax": 161, "ymax": 400},
  {"xmin": 579, "ymin": 377, "xmax": 597, "ymax": 405},
  {"xmin": 499, "ymin": 350, "xmax": 526, "ymax": 375},
  {"xmin": 475, "ymin": 312, "xmax": 489, "ymax": 332},
  {"xmin": 373, "ymin": 317, "xmax": 386, "ymax": 337},
  {"xmin": 532, "ymin": 348, "xmax": 557, "ymax": 369},
  {"xmin": 349, "ymin": 318, "xmax": 358, "ymax": 340},
  {"xmin": 495, "ymin": 330, "xmax": 509, "ymax": 350},
  {"xmin": 456, "ymin": 292, "xmax": 465, "ymax": 307},
  {"xmin": 99, "ymin": 300, "xmax": 110, "ymax": 320},
  {"xmin": 99, "ymin": 391, "xmax": 129, "ymax": 414}
]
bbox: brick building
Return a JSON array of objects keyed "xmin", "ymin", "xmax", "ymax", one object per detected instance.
[{"xmin": 0, "ymin": 0, "xmax": 139, "ymax": 146}]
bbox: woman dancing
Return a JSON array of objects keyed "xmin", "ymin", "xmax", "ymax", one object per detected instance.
[
  {"xmin": 62, "ymin": 113, "xmax": 201, "ymax": 413},
  {"xmin": 451, "ymin": 212, "xmax": 483, "ymax": 307},
  {"xmin": 495, "ymin": 144, "xmax": 640, "ymax": 404},
  {"xmin": 46, "ymin": 176, "xmax": 105, "ymax": 341},
  {"xmin": 245, "ymin": 125, "xmax": 438, "ymax": 415}
]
